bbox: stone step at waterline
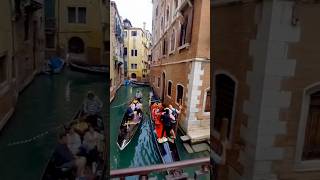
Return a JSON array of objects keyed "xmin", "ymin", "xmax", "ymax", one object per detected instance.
[
  {"xmin": 191, "ymin": 143, "xmax": 210, "ymax": 153},
  {"xmin": 180, "ymin": 135, "xmax": 191, "ymax": 142},
  {"xmin": 183, "ymin": 143, "xmax": 194, "ymax": 153}
]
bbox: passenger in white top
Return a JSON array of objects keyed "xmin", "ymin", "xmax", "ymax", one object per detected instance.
[
  {"xmin": 83, "ymin": 126, "xmax": 103, "ymax": 152},
  {"xmin": 67, "ymin": 127, "xmax": 82, "ymax": 155}
]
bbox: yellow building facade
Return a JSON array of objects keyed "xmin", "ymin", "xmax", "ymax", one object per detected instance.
[
  {"xmin": 124, "ymin": 27, "xmax": 151, "ymax": 82},
  {"xmin": 56, "ymin": 0, "xmax": 109, "ymax": 65}
]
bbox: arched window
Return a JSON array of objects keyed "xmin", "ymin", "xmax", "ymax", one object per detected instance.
[
  {"xmin": 158, "ymin": 77, "xmax": 160, "ymax": 87},
  {"xmin": 171, "ymin": 29, "xmax": 175, "ymax": 51},
  {"xmin": 176, "ymin": 84, "xmax": 184, "ymax": 104},
  {"xmin": 131, "ymin": 73, "xmax": 136, "ymax": 78},
  {"xmin": 214, "ymin": 74, "xmax": 236, "ymax": 139},
  {"xmin": 167, "ymin": 81, "xmax": 172, "ymax": 97},
  {"xmin": 302, "ymin": 91, "xmax": 320, "ymax": 160},
  {"xmin": 68, "ymin": 37, "xmax": 84, "ymax": 53},
  {"xmin": 166, "ymin": 6, "xmax": 170, "ymax": 22},
  {"xmin": 204, "ymin": 89, "xmax": 211, "ymax": 113}
]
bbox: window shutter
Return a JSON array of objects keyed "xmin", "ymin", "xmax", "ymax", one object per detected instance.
[{"xmin": 186, "ymin": 7, "xmax": 193, "ymax": 44}]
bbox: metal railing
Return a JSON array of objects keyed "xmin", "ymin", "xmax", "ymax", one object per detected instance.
[{"xmin": 110, "ymin": 157, "xmax": 210, "ymax": 179}]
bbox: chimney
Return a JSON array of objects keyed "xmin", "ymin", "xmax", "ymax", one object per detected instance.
[{"xmin": 143, "ymin": 22, "xmax": 146, "ymax": 30}]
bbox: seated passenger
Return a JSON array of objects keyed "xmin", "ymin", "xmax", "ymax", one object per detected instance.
[
  {"xmin": 126, "ymin": 103, "xmax": 135, "ymax": 119},
  {"xmin": 133, "ymin": 111, "xmax": 141, "ymax": 123},
  {"xmin": 53, "ymin": 133, "xmax": 86, "ymax": 177},
  {"xmin": 135, "ymin": 102, "xmax": 143, "ymax": 115},
  {"xmin": 83, "ymin": 125, "xmax": 104, "ymax": 167},
  {"xmin": 67, "ymin": 127, "xmax": 82, "ymax": 155}
]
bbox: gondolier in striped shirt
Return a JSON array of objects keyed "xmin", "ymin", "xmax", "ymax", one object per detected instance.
[{"xmin": 83, "ymin": 91, "xmax": 103, "ymax": 128}]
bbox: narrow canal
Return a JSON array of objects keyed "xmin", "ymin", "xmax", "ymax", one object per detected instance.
[
  {"xmin": 110, "ymin": 86, "xmax": 210, "ymax": 179},
  {"xmin": 0, "ymin": 69, "xmax": 107, "ymax": 180}
]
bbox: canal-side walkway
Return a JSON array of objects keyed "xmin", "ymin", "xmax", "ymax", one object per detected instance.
[{"xmin": 0, "ymin": 70, "xmax": 107, "ymax": 180}]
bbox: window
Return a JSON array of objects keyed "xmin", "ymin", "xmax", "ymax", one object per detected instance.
[
  {"xmin": 175, "ymin": 0, "xmax": 178, "ymax": 9},
  {"xmin": 124, "ymin": 47, "xmax": 127, "ymax": 56},
  {"xmin": 176, "ymin": 85, "xmax": 184, "ymax": 104},
  {"xmin": 302, "ymin": 91, "xmax": 320, "ymax": 160},
  {"xmin": 162, "ymin": 39, "xmax": 167, "ymax": 55},
  {"xmin": 45, "ymin": 33, "xmax": 55, "ymax": 48},
  {"xmin": 131, "ymin": 64, "xmax": 137, "ymax": 69},
  {"xmin": 170, "ymin": 30, "xmax": 175, "ymax": 51},
  {"xmin": 78, "ymin": 7, "xmax": 86, "ymax": 23},
  {"xmin": 156, "ymin": 6, "xmax": 158, "ymax": 17},
  {"xmin": 161, "ymin": 18, "xmax": 164, "ymax": 31},
  {"xmin": 135, "ymin": 50, "xmax": 138, "ymax": 56},
  {"xmin": 131, "ymin": 49, "xmax": 137, "ymax": 56},
  {"xmin": 131, "ymin": 31, "xmax": 137, "ymax": 36},
  {"xmin": 158, "ymin": 77, "xmax": 160, "ymax": 87},
  {"xmin": 0, "ymin": 55, "xmax": 7, "ymax": 84},
  {"xmin": 214, "ymin": 74, "xmax": 236, "ymax": 139},
  {"xmin": 68, "ymin": 7, "xmax": 86, "ymax": 24},
  {"xmin": 131, "ymin": 49, "xmax": 134, "ymax": 56},
  {"xmin": 180, "ymin": 17, "xmax": 188, "ymax": 46},
  {"xmin": 143, "ymin": 74, "xmax": 145, "ymax": 78},
  {"xmin": 124, "ymin": 31, "xmax": 127, "ymax": 37},
  {"xmin": 204, "ymin": 89, "xmax": 211, "ymax": 112},
  {"xmin": 68, "ymin": 7, "xmax": 76, "ymax": 23},
  {"xmin": 179, "ymin": 7, "xmax": 193, "ymax": 46},
  {"xmin": 166, "ymin": 7, "xmax": 170, "ymax": 22},
  {"xmin": 167, "ymin": 81, "xmax": 172, "ymax": 97}
]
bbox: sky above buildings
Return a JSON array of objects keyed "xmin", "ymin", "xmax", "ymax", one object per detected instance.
[{"xmin": 113, "ymin": 0, "xmax": 153, "ymax": 32}]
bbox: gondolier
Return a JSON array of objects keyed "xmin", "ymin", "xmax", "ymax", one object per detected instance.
[
  {"xmin": 135, "ymin": 90, "xmax": 143, "ymax": 102},
  {"xmin": 83, "ymin": 91, "xmax": 103, "ymax": 128}
]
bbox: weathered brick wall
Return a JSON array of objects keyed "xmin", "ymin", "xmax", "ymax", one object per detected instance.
[
  {"xmin": 276, "ymin": 3, "xmax": 320, "ymax": 180},
  {"xmin": 213, "ymin": 2, "xmax": 257, "ymax": 179}
]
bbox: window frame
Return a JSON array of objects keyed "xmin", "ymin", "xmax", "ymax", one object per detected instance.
[
  {"xmin": 213, "ymin": 71, "xmax": 238, "ymax": 142},
  {"xmin": 295, "ymin": 82, "xmax": 320, "ymax": 171},
  {"xmin": 67, "ymin": 7, "xmax": 76, "ymax": 23},
  {"xmin": 77, "ymin": 7, "xmax": 86, "ymax": 24},
  {"xmin": 176, "ymin": 84, "xmax": 184, "ymax": 106},
  {"xmin": 203, "ymin": 88, "xmax": 211, "ymax": 115},
  {"xmin": 167, "ymin": 80, "xmax": 173, "ymax": 98}
]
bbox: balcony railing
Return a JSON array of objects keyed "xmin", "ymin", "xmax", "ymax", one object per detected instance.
[{"xmin": 110, "ymin": 157, "xmax": 210, "ymax": 179}]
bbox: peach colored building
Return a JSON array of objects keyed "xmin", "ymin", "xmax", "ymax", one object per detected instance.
[
  {"xmin": 150, "ymin": 0, "xmax": 210, "ymax": 142},
  {"xmin": 0, "ymin": 0, "xmax": 44, "ymax": 131},
  {"xmin": 110, "ymin": 1, "xmax": 124, "ymax": 101},
  {"xmin": 212, "ymin": 0, "xmax": 320, "ymax": 179}
]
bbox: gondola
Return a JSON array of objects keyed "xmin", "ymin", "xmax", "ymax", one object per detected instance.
[
  {"xmin": 41, "ymin": 101, "xmax": 107, "ymax": 180},
  {"xmin": 69, "ymin": 60, "xmax": 108, "ymax": 75},
  {"xmin": 148, "ymin": 94, "xmax": 183, "ymax": 176},
  {"xmin": 117, "ymin": 99, "xmax": 143, "ymax": 150},
  {"xmin": 131, "ymin": 81, "xmax": 149, "ymax": 87}
]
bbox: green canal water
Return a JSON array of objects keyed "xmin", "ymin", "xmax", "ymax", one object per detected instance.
[
  {"xmin": 0, "ymin": 69, "xmax": 107, "ymax": 180},
  {"xmin": 110, "ymin": 86, "xmax": 210, "ymax": 180}
]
